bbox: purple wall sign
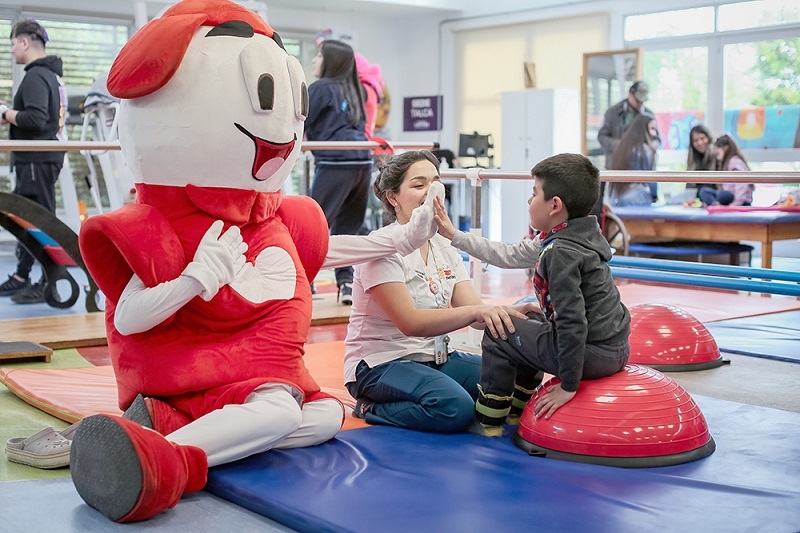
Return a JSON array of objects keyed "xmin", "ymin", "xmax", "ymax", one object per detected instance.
[{"xmin": 403, "ymin": 95, "xmax": 443, "ymax": 132}]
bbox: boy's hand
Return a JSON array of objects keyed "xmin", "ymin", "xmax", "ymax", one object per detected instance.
[
  {"xmin": 433, "ymin": 196, "xmax": 456, "ymax": 240},
  {"xmin": 509, "ymin": 302, "xmax": 540, "ymax": 315},
  {"xmin": 533, "ymin": 385, "xmax": 576, "ymax": 419}
]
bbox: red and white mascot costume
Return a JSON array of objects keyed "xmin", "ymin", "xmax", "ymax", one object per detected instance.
[{"xmin": 71, "ymin": 0, "xmax": 440, "ymax": 522}]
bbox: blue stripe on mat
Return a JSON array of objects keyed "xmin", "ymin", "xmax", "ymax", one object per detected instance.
[
  {"xmin": 705, "ymin": 310, "xmax": 800, "ymax": 363},
  {"xmin": 206, "ymin": 395, "xmax": 800, "ymax": 532}
]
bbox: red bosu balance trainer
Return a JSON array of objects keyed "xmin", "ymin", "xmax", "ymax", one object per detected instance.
[
  {"xmin": 514, "ymin": 364, "xmax": 716, "ymax": 467},
  {"xmin": 628, "ymin": 303, "xmax": 728, "ymax": 371}
]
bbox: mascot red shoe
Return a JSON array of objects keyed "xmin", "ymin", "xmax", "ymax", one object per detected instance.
[{"xmin": 71, "ymin": 0, "xmax": 439, "ymax": 522}]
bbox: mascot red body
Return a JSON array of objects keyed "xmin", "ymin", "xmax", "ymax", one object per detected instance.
[
  {"xmin": 71, "ymin": 1, "xmax": 439, "ymax": 521},
  {"xmin": 71, "ymin": 0, "xmax": 342, "ymax": 522}
]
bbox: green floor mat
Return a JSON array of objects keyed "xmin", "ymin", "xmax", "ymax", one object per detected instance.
[{"xmin": 1, "ymin": 348, "xmax": 91, "ymax": 482}]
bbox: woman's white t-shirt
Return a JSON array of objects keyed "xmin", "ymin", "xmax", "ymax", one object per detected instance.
[{"xmin": 343, "ymin": 232, "xmax": 470, "ymax": 384}]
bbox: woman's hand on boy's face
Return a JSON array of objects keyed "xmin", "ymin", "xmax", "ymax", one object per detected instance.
[{"xmin": 433, "ymin": 196, "xmax": 456, "ymax": 239}]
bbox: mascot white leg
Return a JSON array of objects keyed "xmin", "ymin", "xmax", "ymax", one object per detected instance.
[{"xmin": 166, "ymin": 385, "xmax": 342, "ymax": 466}]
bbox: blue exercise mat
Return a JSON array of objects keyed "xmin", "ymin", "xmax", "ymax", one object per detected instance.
[
  {"xmin": 705, "ymin": 310, "xmax": 800, "ymax": 363},
  {"xmin": 206, "ymin": 395, "xmax": 800, "ymax": 532}
]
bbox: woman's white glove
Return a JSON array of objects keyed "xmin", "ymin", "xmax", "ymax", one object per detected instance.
[
  {"xmin": 183, "ymin": 220, "xmax": 248, "ymax": 301},
  {"xmin": 393, "ymin": 180, "xmax": 444, "ymax": 255}
]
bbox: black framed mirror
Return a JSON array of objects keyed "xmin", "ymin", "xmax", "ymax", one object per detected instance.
[{"xmin": 581, "ymin": 48, "xmax": 641, "ymax": 169}]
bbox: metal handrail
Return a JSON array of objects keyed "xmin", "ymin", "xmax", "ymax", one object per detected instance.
[
  {"xmin": 440, "ymin": 169, "xmax": 800, "ymax": 184},
  {"xmin": 0, "ymin": 140, "xmax": 439, "ymax": 152}
]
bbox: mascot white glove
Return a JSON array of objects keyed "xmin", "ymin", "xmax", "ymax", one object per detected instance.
[
  {"xmin": 323, "ymin": 181, "xmax": 445, "ymax": 269},
  {"xmin": 184, "ymin": 220, "xmax": 248, "ymax": 301},
  {"xmin": 392, "ymin": 180, "xmax": 444, "ymax": 255}
]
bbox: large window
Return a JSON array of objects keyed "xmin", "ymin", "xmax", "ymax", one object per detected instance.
[
  {"xmin": 718, "ymin": 0, "xmax": 800, "ymax": 31},
  {"xmin": 0, "ymin": 13, "xmax": 131, "ymax": 206},
  {"xmin": 723, "ymin": 38, "xmax": 800, "ymax": 153},
  {"xmin": 626, "ymin": 1, "xmax": 800, "ymax": 171},
  {"xmin": 643, "ymin": 47, "xmax": 709, "ymax": 158},
  {"xmin": 625, "ymin": 7, "xmax": 715, "ymax": 40},
  {"xmin": 35, "ymin": 18, "xmax": 129, "ymax": 90}
]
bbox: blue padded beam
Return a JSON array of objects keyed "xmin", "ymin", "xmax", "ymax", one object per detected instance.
[
  {"xmin": 611, "ymin": 255, "xmax": 800, "ymax": 282},
  {"xmin": 609, "ymin": 266, "xmax": 800, "ymax": 296}
]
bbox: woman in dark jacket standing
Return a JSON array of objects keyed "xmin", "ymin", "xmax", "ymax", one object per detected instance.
[{"xmin": 306, "ymin": 39, "xmax": 372, "ymax": 305}]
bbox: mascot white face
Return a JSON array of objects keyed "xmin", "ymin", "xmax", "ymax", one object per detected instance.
[{"xmin": 118, "ymin": 24, "xmax": 308, "ymax": 193}]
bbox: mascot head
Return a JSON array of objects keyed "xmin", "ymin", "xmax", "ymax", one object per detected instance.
[{"xmin": 108, "ymin": 0, "xmax": 307, "ymax": 192}]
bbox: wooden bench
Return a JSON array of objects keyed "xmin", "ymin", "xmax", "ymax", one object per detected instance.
[{"xmin": 612, "ymin": 205, "xmax": 800, "ymax": 269}]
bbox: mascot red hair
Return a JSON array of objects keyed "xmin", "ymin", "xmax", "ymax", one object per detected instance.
[{"xmin": 70, "ymin": 0, "xmax": 440, "ymax": 522}]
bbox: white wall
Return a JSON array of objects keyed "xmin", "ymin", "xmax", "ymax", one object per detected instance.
[{"xmin": 265, "ymin": 6, "xmax": 451, "ymax": 145}]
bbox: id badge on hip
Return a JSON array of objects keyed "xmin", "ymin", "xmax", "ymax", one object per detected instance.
[{"xmin": 434, "ymin": 334, "xmax": 450, "ymax": 365}]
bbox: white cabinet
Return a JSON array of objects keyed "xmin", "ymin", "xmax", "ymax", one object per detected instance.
[{"xmin": 486, "ymin": 89, "xmax": 580, "ymax": 243}]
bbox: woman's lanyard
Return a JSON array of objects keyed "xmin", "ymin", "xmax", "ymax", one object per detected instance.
[
  {"xmin": 427, "ymin": 240, "xmax": 449, "ymax": 309},
  {"xmin": 426, "ymin": 240, "xmax": 452, "ymax": 363}
]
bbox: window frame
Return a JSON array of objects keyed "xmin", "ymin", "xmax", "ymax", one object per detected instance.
[
  {"xmin": 625, "ymin": 4, "xmax": 800, "ymax": 165},
  {"xmin": 0, "ymin": 9, "xmax": 133, "ymax": 202}
]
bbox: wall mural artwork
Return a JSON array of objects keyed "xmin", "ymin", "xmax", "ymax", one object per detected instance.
[{"xmin": 657, "ymin": 105, "xmax": 800, "ymax": 151}]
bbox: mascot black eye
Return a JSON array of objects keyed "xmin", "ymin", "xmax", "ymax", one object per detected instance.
[
  {"xmin": 300, "ymin": 82, "xmax": 309, "ymax": 117},
  {"xmin": 287, "ymin": 55, "xmax": 308, "ymax": 120},
  {"xmin": 257, "ymin": 74, "xmax": 274, "ymax": 110}
]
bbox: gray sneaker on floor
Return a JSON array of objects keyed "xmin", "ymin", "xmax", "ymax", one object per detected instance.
[
  {"xmin": 11, "ymin": 279, "xmax": 46, "ymax": 304},
  {"xmin": 0, "ymin": 275, "xmax": 29, "ymax": 297}
]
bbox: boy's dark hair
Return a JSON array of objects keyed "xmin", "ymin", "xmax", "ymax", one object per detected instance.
[
  {"xmin": 531, "ymin": 153, "xmax": 600, "ymax": 219},
  {"xmin": 11, "ymin": 19, "xmax": 48, "ymax": 44}
]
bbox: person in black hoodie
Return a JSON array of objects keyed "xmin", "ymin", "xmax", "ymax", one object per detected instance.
[
  {"xmin": 306, "ymin": 39, "xmax": 372, "ymax": 305},
  {"xmin": 0, "ymin": 19, "xmax": 66, "ymax": 304},
  {"xmin": 436, "ymin": 154, "xmax": 631, "ymax": 436}
]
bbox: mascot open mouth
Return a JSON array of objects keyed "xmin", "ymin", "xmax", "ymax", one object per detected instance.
[{"xmin": 235, "ymin": 123, "xmax": 296, "ymax": 181}]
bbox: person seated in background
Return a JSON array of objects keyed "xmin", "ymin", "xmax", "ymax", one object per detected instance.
[
  {"xmin": 606, "ymin": 114, "xmax": 659, "ymax": 207},
  {"xmin": 435, "ymin": 153, "xmax": 630, "ymax": 436},
  {"xmin": 687, "ymin": 124, "xmax": 716, "ymax": 171},
  {"xmin": 686, "ymin": 124, "xmax": 717, "ymax": 198},
  {"xmin": 344, "ymin": 150, "xmax": 535, "ymax": 433},
  {"xmin": 698, "ymin": 134, "xmax": 754, "ymax": 206}
]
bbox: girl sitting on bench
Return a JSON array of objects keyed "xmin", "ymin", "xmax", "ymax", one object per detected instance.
[{"xmin": 699, "ymin": 134, "xmax": 753, "ymax": 207}]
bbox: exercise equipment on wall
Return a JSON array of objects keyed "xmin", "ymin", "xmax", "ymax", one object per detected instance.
[
  {"xmin": 79, "ymin": 71, "xmax": 134, "ymax": 213},
  {"xmin": 0, "ymin": 192, "xmax": 101, "ymax": 311}
]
